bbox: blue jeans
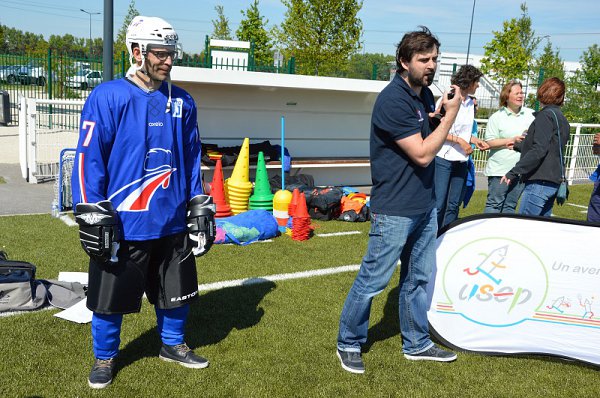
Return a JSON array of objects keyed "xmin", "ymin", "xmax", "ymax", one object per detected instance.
[
  {"xmin": 518, "ymin": 180, "xmax": 559, "ymax": 217},
  {"xmin": 484, "ymin": 176, "xmax": 524, "ymax": 214},
  {"xmin": 337, "ymin": 210, "xmax": 437, "ymax": 355},
  {"xmin": 588, "ymin": 181, "xmax": 600, "ymax": 222},
  {"xmin": 434, "ymin": 157, "xmax": 468, "ymax": 228}
]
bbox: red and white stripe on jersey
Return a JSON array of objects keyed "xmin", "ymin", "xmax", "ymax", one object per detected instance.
[{"xmin": 78, "ymin": 153, "xmax": 87, "ymax": 203}]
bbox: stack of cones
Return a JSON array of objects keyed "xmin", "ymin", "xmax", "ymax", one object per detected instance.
[
  {"xmin": 291, "ymin": 192, "xmax": 312, "ymax": 241},
  {"xmin": 226, "ymin": 138, "xmax": 253, "ymax": 215},
  {"xmin": 287, "ymin": 188, "xmax": 300, "ymax": 219},
  {"xmin": 273, "ymin": 189, "xmax": 292, "ymax": 229},
  {"xmin": 249, "ymin": 152, "xmax": 274, "ymax": 211},
  {"xmin": 210, "ymin": 158, "xmax": 232, "ymax": 218}
]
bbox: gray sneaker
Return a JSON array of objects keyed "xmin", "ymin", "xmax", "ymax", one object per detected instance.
[
  {"xmin": 88, "ymin": 358, "xmax": 116, "ymax": 389},
  {"xmin": 404, "ymin": 345, "xmax": 457, "ymax": 362},
  {"xmin": 159, "ymin": 343, "xmax": 209, "ymax": 369},
  {"xmin": 336, "ymin": 349, "xmax": 365, "ymax": 374}
]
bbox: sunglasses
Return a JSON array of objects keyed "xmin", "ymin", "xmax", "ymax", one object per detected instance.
[{"xmin": 148, "ymin": 50, "xmax": 176, "ymax": 61}]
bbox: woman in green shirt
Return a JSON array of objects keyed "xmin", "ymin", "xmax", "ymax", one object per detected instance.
[{"xmin": 483, "ymin": 80, "xmax": 535, "ymax": 213}]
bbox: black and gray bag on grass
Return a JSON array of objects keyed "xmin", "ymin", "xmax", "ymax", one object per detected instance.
[{"xmin": 0, "ymin": 251, "xmax": 46, "ymax": 312}]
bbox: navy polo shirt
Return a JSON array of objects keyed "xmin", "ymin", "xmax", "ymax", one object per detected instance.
[{"xmin": 369, "ymin": 74, "xmax": 437, "ymax": 216}]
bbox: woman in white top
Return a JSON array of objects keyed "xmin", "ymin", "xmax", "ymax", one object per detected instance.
[
  {"xmin": 434, "ymin": 65, "xmax": 489, "ymax": 229},
  {"xmin": 483, "ymin": 80, "xmax": 535, "ymax": 213}
]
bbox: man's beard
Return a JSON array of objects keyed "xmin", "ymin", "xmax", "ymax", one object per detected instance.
[
  {"xmin": 408, "ymin": 71, "xmax": 435, "ymax": 87},
  {"xmin": 144, "ymin": 59, "xmax": 169, "ymax": 83}
]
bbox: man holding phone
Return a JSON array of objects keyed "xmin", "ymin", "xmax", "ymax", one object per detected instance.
[{"xmin": 336, "ymin": 26, "xmax": 460, "ymax": 374}]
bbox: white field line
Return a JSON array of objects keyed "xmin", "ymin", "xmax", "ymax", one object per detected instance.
[
  {"xmin": 0, "ymin": 306, "xmax": 53, "ymax": 318},
  {"xmin": 316, "ymin": 231, "xmax": 361, "ymax": 237},
  {"xmin": 59, "ymin": 214, "xmax": 78, "ymax": 226},
  {"xmin": 197, "ymin": 264, "xmax": 361, "ymax": 292},
  {"xmin": 566, "ymin": 203, "xmax": 588, "ymax": 209},
  {"xmin": 0, "ymin": 264, "xmax": 362, "ymax": 318}
]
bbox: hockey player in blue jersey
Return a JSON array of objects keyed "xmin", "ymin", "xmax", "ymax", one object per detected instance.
[{"xmin": 71, "ymin": 16, "xmax": 216, "ymax": 389}]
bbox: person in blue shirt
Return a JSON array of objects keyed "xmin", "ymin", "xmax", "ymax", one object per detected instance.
[
  {"xmin": 588, "ymin": 132, "xmax": 600, "ymax": 222},
  {"xmin": 71, "ymin": 16, "xmax": 216, "ymax": 389},
  {"xmin": 336, "ymin": 26, "xmax": 460, "ymax": 374}
]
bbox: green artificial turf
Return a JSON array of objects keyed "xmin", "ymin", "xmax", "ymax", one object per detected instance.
[{"xmin": 0, "ymin": 185, "xmax": 596, "ymax": 397}]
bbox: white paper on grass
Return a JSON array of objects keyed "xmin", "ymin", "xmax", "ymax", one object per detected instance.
[
  {"xmin": 57, "ymin": 271, "xmax": 89, "ymax": 285},
  {"xmin": 53, "ymin": 298, "xmax": 92, "ymax": 324},
  {"xmin": 54, "ymin": 272, "xmax": 91, "ymax": 323},
  {"xmin": 428, "ymin": 216, "xmax": 600, "ymax": 366}
]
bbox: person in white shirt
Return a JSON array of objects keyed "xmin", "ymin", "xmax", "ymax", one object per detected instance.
[{"xmin": 434, "ymin": 65, "xmax": 489, "ymax": 229}]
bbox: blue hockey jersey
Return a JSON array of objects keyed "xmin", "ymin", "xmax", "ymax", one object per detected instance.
[{"xmin": 71, "ymin": 78, "xmax": 204, "ymax": 241}]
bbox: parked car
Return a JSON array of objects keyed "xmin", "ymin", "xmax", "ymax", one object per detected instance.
[
  {"xmin": 65, "ymin": 69, "xmax": 103, "ymax": 90},
  {"xmin": 0, "ymin": 65, "xmax": 23, "ymax": 84},
  {"xmin": 16, "ymin": 65, "xmax": 50, "ymax": 86}
]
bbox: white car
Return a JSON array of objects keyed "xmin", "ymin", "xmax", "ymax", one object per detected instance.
[{"xmin": 65, "ymin": 70, "xmax": 103, "ymax": 90}]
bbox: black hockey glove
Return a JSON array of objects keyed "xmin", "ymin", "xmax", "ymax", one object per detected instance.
[
  {"xmin": 187, "ymin": 195, "xmax": 216, "ymax": 257},
  {"xmin": 74, "ymin": 200, "xmax": 121, "ymax": 264}
]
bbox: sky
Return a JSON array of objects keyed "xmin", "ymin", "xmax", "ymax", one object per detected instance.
[{"xmin": 0, "ymin": 0, "xmax": 599, "ymax": 63}]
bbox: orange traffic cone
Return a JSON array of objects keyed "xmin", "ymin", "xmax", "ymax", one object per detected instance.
[
  {"xmin": 292, "ymin": 192, "xmax": 313, "ymax": 241},
  {"xmin": 210, "ymin": 158, "xmax": 232, "ymax": 218},
  {"xmin": 288, "ymin": 188, "xmax": 300, "ymax": 219}
]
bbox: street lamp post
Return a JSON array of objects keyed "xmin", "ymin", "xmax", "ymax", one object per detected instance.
[
  {"xmin": 80, "ymin": 9, "xmax": 101, "ymax": 60},
  {"xmin": 466, "ymin": 0, "xmax": 476, "ymax": 65}
]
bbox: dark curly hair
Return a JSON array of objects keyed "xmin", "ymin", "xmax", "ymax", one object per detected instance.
[{"xmin": 450, "ymin": 64, "xmax": 483, "ymax": 90}]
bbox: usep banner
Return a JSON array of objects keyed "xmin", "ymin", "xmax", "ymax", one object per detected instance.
[{"xmin": 428, "ymin": 215, "xmax": 600, "ymax": 366}]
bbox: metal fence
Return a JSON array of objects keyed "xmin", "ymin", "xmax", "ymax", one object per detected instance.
[
  {"xmin": 0, "ymin": 48, "xmax": 297, "ymax": 126},
  {"xmin": 19, "ymin": 97, "xmax": 84, "ymax": 184},
  {"xmin": 471, "ymin": 120, "xmax": 600, "ymax": 184},
  {"xmin": 20, "ymin": 97, "xmax": 600, "ymax": 188}
]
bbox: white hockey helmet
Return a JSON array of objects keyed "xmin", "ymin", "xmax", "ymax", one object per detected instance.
[{"xmin": 125, "ymin": 16, "xmax": 182, "ymax": 62}]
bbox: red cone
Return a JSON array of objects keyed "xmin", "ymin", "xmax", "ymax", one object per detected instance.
[
  {"xmin": 210, "ymin": 158, "xmax": 232, "ymax": 218},
  {"xmin": 288, "ymin": 188, "xmax": 300, "ymax": 219},
  {"xmin": 292, "ymin": 192, "xmax": 313, "ymax": 241}
]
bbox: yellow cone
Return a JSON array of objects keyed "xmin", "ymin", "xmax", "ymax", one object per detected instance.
[{"xmin": 230, "ymin": 137, "xmax": 250, "ymax": 183}]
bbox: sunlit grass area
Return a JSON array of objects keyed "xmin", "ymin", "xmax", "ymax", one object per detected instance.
[{"xmin": 0, "ymin": 184, "xmax": 596, "ymax": 397}]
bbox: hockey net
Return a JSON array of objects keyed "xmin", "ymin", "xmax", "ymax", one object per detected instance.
[{"xmin": 52, "ymin": 149, "xmax": 76, "ymax": 216}]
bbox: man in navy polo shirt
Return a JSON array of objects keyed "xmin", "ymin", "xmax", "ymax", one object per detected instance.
[{"xmin": 336, "ymin": 26, "xmax": 461, "ymax": 374}]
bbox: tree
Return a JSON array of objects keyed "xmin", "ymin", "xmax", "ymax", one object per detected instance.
[
  {"xmin": 115, "ymin": 0, "xmax": 140, "ymax": 61},
  {"xmin": 1, "ymin": 26, "xmax": 46, "ymax": 55},
  {"xmin": 48, "ymin": 34, "xmax": 86, "ymax": 57},
  {"xmin": 276, "ymin": 0, "xmax": 363, "ymax": 76},
  {"xmin": 534, "ymin": 41, "xmax": 565, "ymax": 81},
  {"xmin": 344, "ymin": 52, "xmax": 394, "ymax": 80},
  {"xmin": 563, "ymin": 44, "xmax": 600, "ymax": 124},
  {"xmin": 524, "ymin": 40, "xmax": 565, "ymax": 108},
  {"xmin": 480, "ymin": 3, "xmax": 541, "ymax": 85},
  {"xmin": 580, "ymin": 44, "xmax": 600, "ymax": 91},
  {"xmin": 236, "ymin": 0, "xmax": 273, "ymax": 68},
  {"xmin": 212, "ymin": 5, "xmax": 232, "ymax": 40},
  {"xmin": 0, "ymin": 24, "xmax": 6, "ymax": 53}
]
